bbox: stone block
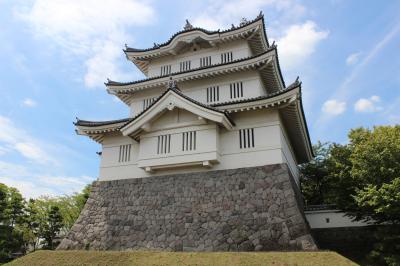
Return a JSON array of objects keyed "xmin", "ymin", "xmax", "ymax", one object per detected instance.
[{"xmin": 57, "ymin": 164, "xmax": 316, "ymax": 251}]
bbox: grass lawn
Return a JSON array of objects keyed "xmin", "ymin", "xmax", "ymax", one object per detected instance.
[{"xmin": 6, "ymin": 250, "xmax": 357, "ymax": 266}]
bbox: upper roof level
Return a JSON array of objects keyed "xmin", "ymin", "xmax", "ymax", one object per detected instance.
[{"xmin": 124, "ymin": 12, "xmax": 269, "ymax": 76}]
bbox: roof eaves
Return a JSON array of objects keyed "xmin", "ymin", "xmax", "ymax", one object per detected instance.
[
  {"xmin": 106, "ymin": 47, "xmax": 275, "ymax": 88},
  {"xmin": 74, "ymin": 118, "xmax": 131, "ymax": 127},
  {"xmin": 296, "ymin": 84, "xmax": 314, "ymax": 158},
  {"xmin": 210, "ymin": 79, "xmax": 300, "ymax": 107},
  {"xmin": 123, "ymin": 12, "xmax": 265, "ymax": 54}
]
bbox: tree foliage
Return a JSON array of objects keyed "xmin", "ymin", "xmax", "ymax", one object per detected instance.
[
  {"xmin": 0, "ymin": 182, "xmax": 91, "ymax": 262},
  {"xmin": 299, "ymin": 141, "xmax": 331, "ymax": 205},
  {"xmin": 300, "ymin": 125, "xmax": 400, "ymax": 265},
  {"xmin": 41, "ymin": 206, "xmax": 63, "ymax": 250}
]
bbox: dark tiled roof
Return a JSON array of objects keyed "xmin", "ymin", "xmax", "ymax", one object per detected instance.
[
  {"xmin": 124, "ymin": 12, "xmax": 267, "ymax": 53},
  {"xmin": 298, "ymin": 85, "xmax": 314, "ymax": 158},
  {"xmin": 273, "ymin": 42, "xmax": 286, "ymax": 88},
  {"xmin": 76, "ymin": 79, "xmax": 301, "ymax": 129},
  {"xmin": 74, "ymin": 118, "xmax": 130, "ymax": 127},
  {"xmin": 106, "ymin": 46, "xmax": 276, "ymax": 87}
]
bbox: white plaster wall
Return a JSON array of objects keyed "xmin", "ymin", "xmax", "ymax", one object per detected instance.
[
  {"xmin": 100, "ymin": 133, "xmax": 138, "ymax": 168},
  {"xmin": 130, "ymin": 87, "xmax": 163, "ymax": 117},
  {"xmin": 279, "ymin": 129, "xmax": 300, "ymax": 184},
  {"xmin": 147, "ymin": 40, "xmax": 252, "ymax": 77},
  {"xmin": 138, "ymin": 124, "xmax": 218, "ymax": 168},
  {"xmin": 305, "ymin": 210, "xmax": 370, "ymax": 229},
  {"xmin": 98, "ymin": 109, "xmax": 299, "ymax": 182},
  {"xmin": 129, "ymin": 71, "xmax": 265, "ymax": 115}
]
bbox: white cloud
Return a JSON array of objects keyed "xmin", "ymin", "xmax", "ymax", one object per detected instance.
[
  {"xmin": 191, "ymin": 0, "xmax": 306, "ymax": 30},
  {"xmin": 1, "ymin": 177, "xmax": 57, "ymax": 199},
  {"xmin": 84, "ymin": 39, "xmax": 132, "ymax": 88},
  {"xmin": 36, "ymin": 175, "xmax": 89, "ymax": 187},
  {"xmin": 322, "ymin": 99, "xmax": 346, "ymax": 115},
  {"xmin": 15, "ymin": 0, "xmax": 155, "ymax": 88},
  {"xmin": 2, "ymin": 175, "xmax": 93, "ymax": 199},
  {"xmin": 0, "ymin": 161, "xmax": 93, "ymax": 199},
  {"xmin": 354, "ymin": 95, "xmax": 382, "ymax": 113},
  {"xmin": 15, "ymin": 142, "xmax": 52, "ymax": 164},
  {"xmin": 0, "ymin": 115, "xmax": 56, "ymax": 164},
  {"xmin": 22, "ymin": 98, "xmax": 37, "ymax": 107},
  {"xmin": 383, "ymin": 97, "xmax": 400, "ymax": 124},
  {"xmin": 314, "ymin": 22, "xmax": 400, "ymax": 128},
  {"xmin": 0, "ymin": 146, "xmax": 10, "ymax": 156},
  {"xmin": 346, "ymin": 52, "xmax": 360, "ymax": 65},
  {"xmin": 321, "ymin": 23, "xmax": 400, "ymax": 103},
  {"xmin": 276, "ymin": 21, "xmax": 329, "ymax": 69},
  {"xmin": 188, "ymin": 1, "xmax": 327, "ymax": 70},
  {"xmin": 0, "ymin": 161, "xmax": 31, "ymax": 177}
]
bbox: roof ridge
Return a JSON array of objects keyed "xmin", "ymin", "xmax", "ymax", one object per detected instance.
[{"xmin": 124, "ymin": 12, "xmax": 265, "ymax": 54}]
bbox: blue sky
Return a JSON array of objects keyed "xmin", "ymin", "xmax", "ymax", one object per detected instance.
[{"xmin": 0, "ymin": 0, "xmax": 399, "ymax": 198}]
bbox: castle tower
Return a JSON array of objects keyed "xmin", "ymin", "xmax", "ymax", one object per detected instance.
[{"xmin": 59, "ymin": 13, "xmax": 316, "ymax": 251}]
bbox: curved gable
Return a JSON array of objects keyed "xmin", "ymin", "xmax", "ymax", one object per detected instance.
[{"xmin": 120, "ymin": 88, "xmax": 234, "ymax": 138}]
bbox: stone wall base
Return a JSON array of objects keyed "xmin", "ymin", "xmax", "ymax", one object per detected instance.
[{"xmin": 58, "ymin": 164, "xmax": 316, "ymax": 251}]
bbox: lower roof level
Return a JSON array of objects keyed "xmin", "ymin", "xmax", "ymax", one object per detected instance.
[{"xmin": 75, "ymin": 79, "xmax": 313, "ymax": 164}]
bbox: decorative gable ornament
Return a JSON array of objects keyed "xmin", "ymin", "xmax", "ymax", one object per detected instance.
[
  {"xmin": 184, "ymin": 19, "xmax": 193, "ymax": 30},
  {"xmin": 239, "ymin": 17, "xmax": 249, "ymax": 26},
  {"xmin": 168, "ymin": 77, "xmax": 177, "ymax": 89}
]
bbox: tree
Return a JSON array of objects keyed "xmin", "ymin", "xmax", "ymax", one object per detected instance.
[
  {"xmin": 324, "ymin": 143, "xmax": 355, "ymax": 209},
  {"xmin": 55, "ymin": 184, "xmax": 91, "ymax": 231},
  {"xmin": 300, "ymin": 125, "xmax": 400, "ymax": 265},
  {"xmin": 0, "ymin": 183, "xmax": 91, "ymax": 261},
  {"xmin": 354, "ymin": 177, "xmax": 400, "ymax": 265},
  {"xmin": 41, "ymin": 206, "xmax": 63, "ymax": 250},
  {"xmin": 353, "ymin": 177, "xmax": 400, "ymax": 225},
  {"xmin": 349, "ymin": 126, "xmax": 400, "ymax": 188},
  {"xmin": 0, "ymin": 184, "xmax": 8, "ymax": 223},
  {"xmin": 299, "ymin": 142, "xmax": 355, "ymax": 207},
  {"xmin": 0, "ymin": 184, "xmax": 24, "ymax": 262},
  {"xmin": 74, "ymin": 184, "xmax": 91, "ymax": 212},
  {"xmin": 5, "ymin": 187, "xmax": 25, "ymax": 227},
  {"xmin": 19, "ymin": 199, "xmax": 40, "ymax": 251},
  {"xmin": 301, "ymin": 125, "xmax": 400, "ymax": 210},
  {"xmin": 299, "ymin": 141, "xmax": 331, "ymax": 205}
]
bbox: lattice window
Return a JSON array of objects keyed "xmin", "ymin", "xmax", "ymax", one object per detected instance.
[
  {"xmin": 118, "ymin": 144, "xmax": 132, "ymax": 162},
  {"xmin": 157, "ymin": 134, "xmax": 171, "ymax": 154},
  {"xmin": 229, "ymin": 81, "xmax": 244, "ymax": 99},
  {"xmin": 143, "ymin": 97, "xmax": 156, "ymax": 110},
  {"xmin": 200, "ymin": 56, "xmax": 212, "ymax": 67},
  {"xmin": 221, "ymin": 51, "xmax": 233, "ymax": 63},
  {"xmin": 206, "ymin": 86, "xmax": 219, "ymax": 103},
  {"xmin": 160, "ymin": 65, "xmax": 171, "ymax": 75},
  {"xmin": 182, "ymin": 131, "xmax": 196, "ymax": 151},
  {"xmin": 239, "ymin": 128, "xmax": 255, "ymax": 149},
  {"xmin": 179, "ymin": 60, "xmax": 191, "ymax": 71}
]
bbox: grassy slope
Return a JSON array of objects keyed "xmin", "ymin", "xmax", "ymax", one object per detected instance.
[{"xmin": 6, "ymin": 250, "xmax": 357, "ymax": 266}]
